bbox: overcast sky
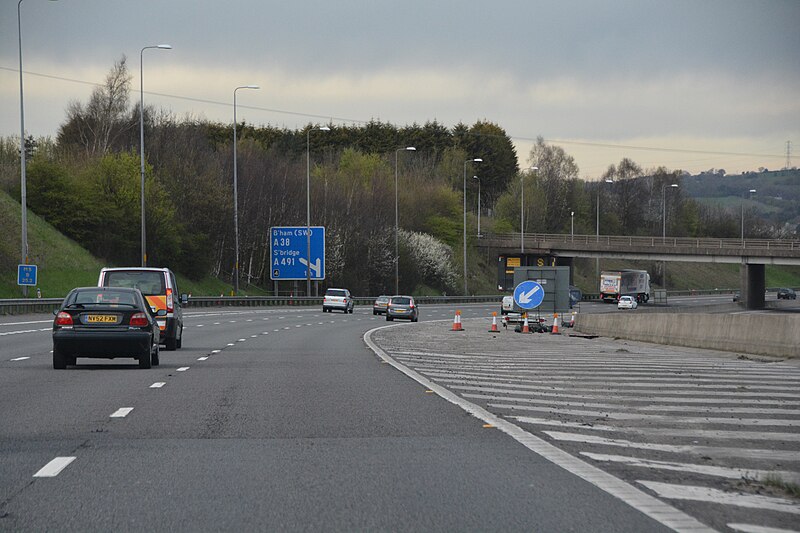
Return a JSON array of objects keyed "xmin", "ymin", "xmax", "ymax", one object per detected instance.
[{"xmin": 2, "ymin": 0, "xmax": 798, "ymax": 178}]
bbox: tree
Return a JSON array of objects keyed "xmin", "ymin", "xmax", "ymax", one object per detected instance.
[
  {"xmin": 527, "ymin": 137, "xmax": 579, "ymax": 232},
  {"xmin": 57, "ymin": 56, "xmax": 135, "ymax": 158}
]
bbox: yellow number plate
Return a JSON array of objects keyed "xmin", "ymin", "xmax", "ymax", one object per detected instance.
[{"xmin": 86, "ymin": 315, "xmax": 116, "ymax": 323}]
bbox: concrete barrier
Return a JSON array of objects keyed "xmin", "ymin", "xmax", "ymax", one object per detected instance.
[{"xmin": 574, "ymin": 312, "xmax": 799, "ymax": 358}]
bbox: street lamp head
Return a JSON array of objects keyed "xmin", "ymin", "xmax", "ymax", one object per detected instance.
[
  {"xmin": 604, "ymin": 178, "xmax": 613, "ymax": 183},
  {"xmin": 472, "ymin": 175, "xmax": 479, "ymax": 181},
  {"xmin": 531, "ymin": 166, "xmax": 538, "ymax": 171},
  {"xmin": 319, "ymin": 126, "xmax": 331, "ymax": 131},
  {"xmin": 749, "ymin": 189, "xmax": 757, "ymax": 194},
  {"xmin": 406, "ymin": 146, "xmax": 416, "ymax": 151},
  {"xmin": 473, "ymin": 158, "xmax": 483, "ymax": 163},
  {"xmin": 671, "ymin": 183, "xmax": 679, "ymax": 188},
  {"xmin": 156, "ymin": 44, "xmax": 172, "ymax": 49}
]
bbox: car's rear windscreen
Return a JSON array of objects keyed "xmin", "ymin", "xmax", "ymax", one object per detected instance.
[
  {"xmin": 326, "ymin": 289, "xmax": 347, "ymax": 297},
  {"xmin": 103, "ymin": 271, "xmax": 166, "ymax": 296},
  {"xmin": 391, "ymin": 297, "xmax": 411, "ymax": 305}
]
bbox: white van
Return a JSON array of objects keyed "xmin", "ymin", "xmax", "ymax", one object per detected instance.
[{"xmin": 98, "ymin": 267, "xmax": 185, "ymax": 350}]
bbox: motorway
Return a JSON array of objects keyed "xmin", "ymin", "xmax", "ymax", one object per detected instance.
[{"xmin": 0, "ymin": 299, "xmax": 798, "ymax": 532}]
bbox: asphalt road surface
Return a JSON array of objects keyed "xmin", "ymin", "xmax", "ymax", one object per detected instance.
[
  {"xmin": 1, "ymin": 304, "xmax": 673, "ymax": 532},
  {"xmin": 1, "ymin": 301, "xmax": 797, "ymax": 532}
]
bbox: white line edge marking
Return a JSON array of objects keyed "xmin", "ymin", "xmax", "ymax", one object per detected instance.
[
  {"xmin": 110, "ymin": 407, "xmax": 134, "ymax": 418},
  {"xmin": 33, "ymin": 456, "xmax": 76, "ymax": 477},
  {"xmin": 177, "ymin": 367, "xmax": 189, "ymax": 372},
  {"xmin": 362, "ymin": 325, "xmax": 714, "ymax": 533},
  {"xmin": 639, "ymin": 481, "xmax": 800, "ymax": 515},
  {"xmin": 149, "ymin": 382, "xmax": 166, "ymax": 388},
  {"xmin": 728, "ymin": 523, "xmax": 800, "ymax": 533}
]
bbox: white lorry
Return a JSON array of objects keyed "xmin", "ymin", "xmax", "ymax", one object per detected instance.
[{"xmin": 600, "ymin": 270, "xmax": 651, "ymax": 303}]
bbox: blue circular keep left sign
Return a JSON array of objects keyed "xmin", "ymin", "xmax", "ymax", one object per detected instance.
[{"xmin": 513, "ymin": 280, "xmax": 545, "ymax": 310}]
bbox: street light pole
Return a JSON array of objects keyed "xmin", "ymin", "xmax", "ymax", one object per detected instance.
[
  {"xmin": 395, "ymin": 146, "xmax": 416, "ymax": 294},
  {"xmin": 472, "ymin": 175, "xmax": 480, "ymax": 237},
  {"xmin": 232, "ymin": 85, "xmax": 259, "ymax": 295},
  {"xmin": 307, "ymin": 126, "xmax": 330, "ymax": 297},
  {"xmin": 139, "ymin": 43, "xmax": 171, "ymax": 268},
  {"xmin": 596, "ymin": 178, "xmax": 613, "ymax": 281},
  {"xmin": 463, "ymin": 158, "xmax": 482, "ymax": 295},
  {"xmin": 570, "ymin": 210, "xmax": 574, "ymax": 242},
  {"xmin": 662, "ymin": 183, "xmax": 678, "ymax": 240},
  {"xmin": 741, "ymin": 188, "xmax": 757, "ymax": 241},
  {"xmin": 17, "ymin": 0, "xmax": 57, "ymax": 296},
  {"xmin": 520, "ymin": 166, "xmax": 538, "ymax": 254}
]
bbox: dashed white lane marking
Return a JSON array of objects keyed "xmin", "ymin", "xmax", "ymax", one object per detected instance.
[
  {"xmin": 250, "ymin": 335, "xmax": 258, "ymax": 338},
  {"xmin": 33, "ymin": 457, "xmax": 76, "ymax": 478},
  {"xmin": 0, "ymin": 329, "xmax": 41, "ymax": 336},
  {"xmin": 283, "ymin": 327, "xmax": 290, "ymax": 330},
  {"xmin": 295, "ymin": 325, "xmax": 302, "ymax": 328},
  {"xmin": 542, "ymin": 431, "xmax": 800, "ymax": 462},
  {"xmin": 273, "ymin": 329, "xmax": 280, "ymax": 332},
  {"xmin": 11, "ymin": 357, "xmax": 30, "ymax": 361},
  {"xmin": 110, "ymin": 407, "xmax": 134, "ymax": 418},
  {"xmin": 198, "ymin": 356, "xmax": 209, "ymax": 361},
  {"xmin": 176, "ymin": 367, "xmax": 189, "ymax": 372},
  {"xmin": 363, "ymin": 327, "xmax": 711, "ymax": 533},
  {"xmin": 150, "ymin": 382, "xmax": 166, "ymax": 388},
  {"xmin": 508, "ymin": 416, "xmax": 800, "ymax": 442},
  {"xmin": 246, "ymin": 319, "xmax": 253, "ymax": 322},
  {"xmin": 237, "ymin": 338, "xmax": 246, "ymax": 342},
  {"xmin": 580, "ymin": 453, "xmax": 800, "ymax": 483},
  {"xmin": 229, "ymin": 320, "xmax": 236, "ymax": 323},
  {"xmin": 638, "ymin": 481, "xmax": 800, "ymax": 515},
  {"xmin": 211, "ymin": 350, "xmax": 221, "ymax": 354},
  {"xmin": 227, "ymin": 343, "xmax": 234, "ymax": 346},
  {"xmin": 196, "ymin": 324, "xmax": 204, "ymax": 327},
  {"xmin": 214, "ymin": 322, "xmax": 220, "ymax": 325},
  {"xmin": 728, "ymin": 523, "xmax": 800, "ymax": 533},
  {"xmin": 262, "ymin": 332, "xmax": 269, "ymax": 335}
]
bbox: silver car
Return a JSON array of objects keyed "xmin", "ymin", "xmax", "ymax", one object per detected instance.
[
  {"xmin": 323, "ymin": 288, "xmax": 354, "ymax": 313},
  {"xmin": 386, "ymin": 295, "xmax": 418, "ymax": 322}
]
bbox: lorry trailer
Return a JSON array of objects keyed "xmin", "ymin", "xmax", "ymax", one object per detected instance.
[{"xmin": 600, "ymin": 269, "xmax": 651, "ymax": 303}]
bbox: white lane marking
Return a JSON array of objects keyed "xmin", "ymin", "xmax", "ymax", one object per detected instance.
[
  {"xmin": 283, "ymin": 327, "xmax": 290, "ymax": 330},
  {"xmin": 150, "ymin": 382, "xmax": 166, "ymax": 388},
  {"xmin": 508, "ymin": 416, "xmax": 800, "ymax": 442},
  {"xmin": 639, "ymin": 481, "xmax": 800, "ymax": 515},
  {"xmin": 11, "ymin": 357, "xmax": 30, "ymax": 361},
  {"xmin": 432, "ymin": 376, "xmax": 800, "ymax": 406},
  {"xmin": 246, "ymin": 319, "xmax": 253, "ymax": 322},
  {"xmin": 362, "ymin": 326, "xmax": 711, "ymax": 533},
  {"xmin": 198, "ymin": 356, "xmax": 209, "ymax": 361},
  {"xmin": 211, "ymin": 350, "xmax": 221, "ymax": 354},
  {"xmin": 542, "ymin": 431, "xmax": 800, "ymax": 462},
  {"xmin": 273, "ymin": 329, "xmax": 280, "ymax": 332},
  {"xmin": 237, "ymin": 338, "xmax": 246, "ymax": 342},
  {"xmin": 728, "ymin": 523, "xmax": 800, "ymax": 533},
  {"xmin": 581, "ymin": 453, "xmax": 800, "ymax": 483},
  {"xmin": 262, "ymin": 318, "xmax": 269, "ymax": 321},
  {"xmin": 262, "ymin": 332, "xmax": 269, "ymax": 335},
  {"xmin": 489, "ymin": 402, "xmax": 800, "ymax": 427},
  {"xmin": 229, "ymin": 320, "xmax": 236, "ymax": 323},
  {"xmin": 110, "ymin": 407, "xmax": 134, "ymax": 418},
  {"xmin": 454, "ymin": 388, "xmax": 800, "ymax": 416},
  {"xmin": 227, "ymin": 343, "xmax": 234, "ymax": 346},
  {"xmin": 0, "ymin": 329, "xmax": 42, "ymax": 337},
  {"xmin": 295, "ymin": 325, "xmax": 302, "ymax": 328},
  {"xmin": 251, "ymin": 335, "xmax": 258, "ymax": 338},
  {"xmin": 33, "ymin": 457, "xmax": 76, "ymax": 478},
  {"xmin": 0, "ymin": 319, "xmax": 52, "ymax": 327},
  {"xmin": 318, "ymin": 322, "xmax": 324, "ymax": 325},
  {"xmin": 214, "ymin": 322, "xmax": 220, "ymax": 325},
  {"xmin": 176, "ymin": 367, "xmax": 189, "ymax": 372},
  {"xmin": 196, "ymin": 324, "xmax": 204, "ymax": 327}
]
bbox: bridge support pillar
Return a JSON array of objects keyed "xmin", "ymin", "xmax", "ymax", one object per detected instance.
[{"xmin": 740, "ymin": 263, "xmax": 765, "ymax": 310}]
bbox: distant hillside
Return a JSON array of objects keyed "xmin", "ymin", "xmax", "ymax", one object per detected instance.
[{"xmin": 682, "ymin": 169, "xmax": 800, "ymax": 232}]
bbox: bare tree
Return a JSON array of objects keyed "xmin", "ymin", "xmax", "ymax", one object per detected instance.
[{"xmin": 58, "ymin": 56, "xmax": 134, "ymax": 157}]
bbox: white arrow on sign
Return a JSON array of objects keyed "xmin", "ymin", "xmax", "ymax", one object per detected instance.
[
  {"xmin": 298, "ymin": 257, "xmax": 321, "ymax": 278},
  {"xmin": 518, "ymin": 285, "xmax": 541, "ymax": 304}
]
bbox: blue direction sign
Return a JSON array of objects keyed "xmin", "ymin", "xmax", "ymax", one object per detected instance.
[
  {"xmin": 17, "ymin": 264, "xmax": 38, "ymax": 286},
  {"xmin": 270, "ymin": 226, "xmax": 325, "ymax": 281},
  {"xmin": 513, "ymin": 280, "xmax": 545, "ymax": 310}
]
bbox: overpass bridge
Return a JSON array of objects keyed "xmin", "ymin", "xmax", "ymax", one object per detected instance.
[{"xmin": 477, "ymin": 233, "xmax": 800, "ymax": 309}]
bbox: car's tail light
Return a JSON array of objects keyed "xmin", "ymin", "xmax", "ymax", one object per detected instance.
[
  {"xmin": 55, "ymin": 312, "xmax": 73, "ymax": 326},
  {"xmin": 166, "ymin": 288, "xmax": 174, "ymax": 313},
  {"xmin": 129, "ymin": 312, "xmax": 149, "ymax": 327}
]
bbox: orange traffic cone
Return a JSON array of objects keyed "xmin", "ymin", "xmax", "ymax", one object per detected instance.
[
  {"xmin": 551, "ymin": 313, "xmax": 560, "ymax": 334},
  {"xmin": 451, "ymin": 310, "xmax": 464, "ymax": 331},
  {"xmin": 521, "ymin": 313, "xmax": 530, "ymax": 333},
  {"xmin": 488, "ymin": 312, "xmax": 499, "ymax": 332}
]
